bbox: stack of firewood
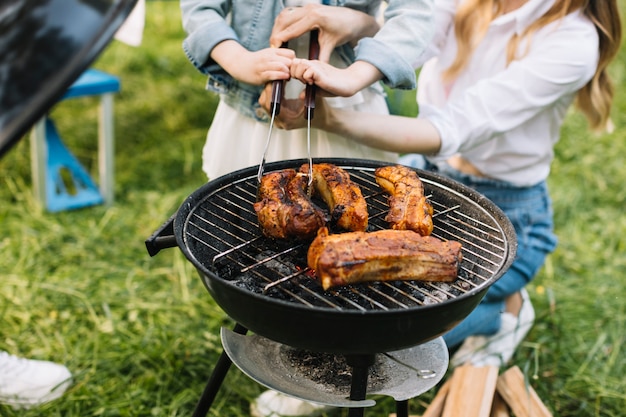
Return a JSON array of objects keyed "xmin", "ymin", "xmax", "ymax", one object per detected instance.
[{"xmin": 390, "ymin": 365, "xmax": 552, "ymax": 417}]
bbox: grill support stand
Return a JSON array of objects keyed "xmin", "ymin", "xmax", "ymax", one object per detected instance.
[
  {"xmin": 346, "ymin": 354, "xmax": 374, "ymax": 417},
  {"xmin": 345, "ymin": 355, "xmax": 410, "ymax": 417},
  {"xmin": 396, "ymin": 400, "xmax": 410, "ymax": 417},
  {"xmin": 191, "ymin": 323, "xmax": 248, "ymax": 417}
]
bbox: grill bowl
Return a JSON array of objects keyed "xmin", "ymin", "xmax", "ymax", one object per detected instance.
[{"xmin": 164, "ymin": 158, "xmax": 517, "ymax": 354}]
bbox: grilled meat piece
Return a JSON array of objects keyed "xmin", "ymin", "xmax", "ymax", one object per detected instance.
[
  {"xmin": 300, "ymin": 163, "xmax": 368, "ymax": 232},
  {"xmin": 375, "ymin": 165, "xmax": 434, "ymax": 236},
  {"xmin": 308, "ymin": 227, "xmax": 462, "ymax": 290},
  {"xmin": 254, "ymin": 169, "xmax": 327, "ymax": 239}
]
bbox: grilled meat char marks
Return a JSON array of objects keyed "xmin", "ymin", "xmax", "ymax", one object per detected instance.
[
  {"xmin": 254, "ymin": 169, "xmax": 327, "ymax": 240},
  {"xmin": 300, "ymin": 163, "xmax": 368, "ymax": 232},
  {"xmin": 375, "ymin": 165, "xmax": 434, "ymax": 236},
  {"xmin": 255, "ymin": 164, "xmax": 463, "ymax": 288},
  {"xmin": 308, "ymin": 227, "xmax": 463, "ymax": 290}
]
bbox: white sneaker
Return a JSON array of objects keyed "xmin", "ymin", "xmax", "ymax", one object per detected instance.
[
  {"xmin": 450, "ymin": 289, "xmax": 535, "ymax": 368},
  {"xmin": 0, "ymin": 351, "xmax": 72, "ymax": 409},
  {"xmin": 250, "ymin": 390, "xmax": 333, "ymax": 417}
]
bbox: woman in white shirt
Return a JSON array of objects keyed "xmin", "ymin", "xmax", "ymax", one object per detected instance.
[{"xmin": 270, "ymin": 0, "xmax": 621, "ymax": 368}]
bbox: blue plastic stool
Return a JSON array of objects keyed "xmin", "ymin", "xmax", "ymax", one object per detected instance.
[{"xmin": 30, "ymin": 69, "xmax": 120, "ymax": 212}]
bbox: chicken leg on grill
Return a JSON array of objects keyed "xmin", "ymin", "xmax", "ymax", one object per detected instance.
[
  {"xmin": 300, "ymin": 163, "xmax": 368, "ymax": 232},
  {"xmin": 254, "ymin": 169, "xmax": 327, "ymax": 239},
  {"xmin": 375, "ymin": 165, "xmax": 434, "ymax": 236}
]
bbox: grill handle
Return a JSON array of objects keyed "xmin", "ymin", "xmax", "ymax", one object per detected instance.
[{"xmin": 145, "ymin": 213, "xmax": 177, "ymax": 256}]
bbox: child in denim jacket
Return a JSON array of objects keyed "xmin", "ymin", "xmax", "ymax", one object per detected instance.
[{"xmin": 180, "ymin": 0, "xmax": 434, "ymax": 181}]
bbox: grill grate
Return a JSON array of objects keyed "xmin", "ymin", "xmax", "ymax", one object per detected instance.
[{"xmin": 183, "ymin": 165, "xmax": 510, "ymax": 312}]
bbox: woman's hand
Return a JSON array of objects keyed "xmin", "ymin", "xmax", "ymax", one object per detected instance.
[
  {"xmin": 258, "ymin": 82, "xmax": 331, "ymax": 131},
  {"xmin": 258, "ymin": 78, "xmax": 442, "ymax": 156},
  {"xmin": 259, "ymin": 83, "xmax": 306, "ymax": 130},
  {"xmin": 270, "ymin": 4, "xmax": 379, "ymax": 63},
  {"xmin": 211, "ymin": 40, "xmax": 295, "ymax": 85}
]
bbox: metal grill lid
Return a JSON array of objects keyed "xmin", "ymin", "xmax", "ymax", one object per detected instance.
[{"xmin": 0, "ymin": 0, "xmax": 138, "ymax": 158}]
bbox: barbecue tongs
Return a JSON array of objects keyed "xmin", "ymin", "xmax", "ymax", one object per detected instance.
[{"xmin": 257, "ymin": 31, "xmax": 320, "ymax": 195}]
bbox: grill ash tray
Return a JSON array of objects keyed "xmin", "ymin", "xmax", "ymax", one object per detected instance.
[{"xmin": 221, "ymin": 328, "xmax": 448, "ymax": 408}]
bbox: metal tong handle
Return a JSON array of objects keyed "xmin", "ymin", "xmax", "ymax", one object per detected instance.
[
  {"xmin": 304, "ymin": 30, "xmax": 319, "ymax": 120},
  {"xmin": 257, "ymin": 42, "xmax": 289, "ymax": 183},
  {"xmin": 304, "ymin": 30, "xmax": 320, "ymax": 192}
]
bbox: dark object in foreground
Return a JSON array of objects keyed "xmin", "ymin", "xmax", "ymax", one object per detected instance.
[{"xmin": 0, "ymin": 0, "xmax": 138, "ymax": 158}]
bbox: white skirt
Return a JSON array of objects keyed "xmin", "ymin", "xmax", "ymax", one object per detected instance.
[{"xmin": 202, "ymin": 86, "xmax": 398, "ymax": 181}]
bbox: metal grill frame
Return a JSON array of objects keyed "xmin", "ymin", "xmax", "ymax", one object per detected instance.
[
  {"xmin": 181, "ymin": 159, "xmax": 514, "ymax": 311},
  {"xmin": 170, "ymin": 158, "xmax": 517, "ymax": 354}
]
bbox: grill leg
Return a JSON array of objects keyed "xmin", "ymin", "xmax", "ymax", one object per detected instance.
[
  {"xmin": 191, "ymin": 323, "xmax": 248, "ymax": 417},
  {"xmin": 345, "ymin": 355, "xmax": 375, "ymax": 417},
  {"xmin": 395, "ymin": 400, "xmax": 409, "ymax": 417}
]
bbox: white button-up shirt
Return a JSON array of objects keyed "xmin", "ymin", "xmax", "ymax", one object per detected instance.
[{"xmin": 414, "ymin": 0, "xmax": 599, "ymax": 186}]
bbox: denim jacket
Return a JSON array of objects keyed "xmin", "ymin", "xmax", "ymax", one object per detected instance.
[{"xmin": 181, "ymin": 0, "xmax": 434, "ymax": 121}]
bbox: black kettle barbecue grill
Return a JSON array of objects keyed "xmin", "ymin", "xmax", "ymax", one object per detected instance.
[{"xmin": 146, "ymin": 157, "xmax": 518, "ymax": 416}]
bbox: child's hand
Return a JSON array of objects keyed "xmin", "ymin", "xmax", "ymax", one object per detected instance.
[
  {"xmin": 270, "ymin": 4, "xmax": 379, "ymax": 64},
  {"xmin": 212, "ymin": 40, "xmax": 295, "ymax": 86},
  {"xmin": 290, "ymin": 58, "xmax": 377, "ymax": 97},
  {"xmin": 236, "ymin": 47, "xmax": 296, "ymax": 85}
]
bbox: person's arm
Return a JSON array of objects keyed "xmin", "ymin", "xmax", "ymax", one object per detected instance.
[
  {"xmin": 282, "ymin": 10, "xmax": 600, "ymax": 159},
  {"xmin": 338, "ymin": 28, "xmax": 598, "ymax": 159},
  {"xmin": 270, "ymin": 0, "xmax": 436, "ymax": 92},
  {"xmin": 181, "ymin": 0, "xmax": 295, "ymax": 85},
  {"xmin": 265, "ymin": 90, "xmax": 442, "ymax": 155},
  {"xmin": 285, "ymin": 58, "xmax": 381, "ymax": 98},
  {"xmin": 321, "ymin": 107, "xmax": 442, "ymax": 155},
  {"xmin": 355, "ymin": 0, "xmax": 435, "ymax": 89},
  {"xmin": 268, "ymin": 4, "xmax": 383, "ymax": 97},
  {"xmin": 181, "ymin": 0, "xmax": 237, "ymax": 73},
  {"xmin": 210, "ymin": 40, "xmax": 294, "ymax": 86}
]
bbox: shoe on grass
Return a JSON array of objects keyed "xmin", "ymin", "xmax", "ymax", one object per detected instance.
[
  {"xmin": 0, "ymin": 351, "xmax": 72, "ymax": 409},
  {"xmin": 250, "ymin": 390, "xmax": 333, "ymax": 417},
  {"xmin": 450, "ymin": 289, "xmax": 535, "ymax": 368}
]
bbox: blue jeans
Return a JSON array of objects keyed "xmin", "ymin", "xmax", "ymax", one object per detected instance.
[{"xmin": 399, "ymin": 155, "xmax": 558, "ymax": 349}]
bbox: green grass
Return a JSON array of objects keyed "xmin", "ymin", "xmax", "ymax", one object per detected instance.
[{"xmin": 1, "ymin": 2, "xmax": 625, "ymax": 416}]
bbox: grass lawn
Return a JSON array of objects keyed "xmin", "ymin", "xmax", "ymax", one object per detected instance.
[{"xmin": 1, "ymin": 2, "xmax": 625, "ymax": 416}]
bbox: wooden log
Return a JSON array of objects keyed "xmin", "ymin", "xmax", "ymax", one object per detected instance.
[
  {"xmin": 421, "ymin": 377, "xmax": 451, "ymax": 417},
  {"xmin": 441, "ymin": 365, "xmax": 499, "ymax": 417},
  {"xmin": 489, "ymin": 391, "xmax": 510, "ymax": 417},
  {"xmin": 495, "ymin": 366, "xmax": 552, "ymax": 417},
  {"xmin": 388, "ymin": 378, "xmax": 450, "ymax": 417}
]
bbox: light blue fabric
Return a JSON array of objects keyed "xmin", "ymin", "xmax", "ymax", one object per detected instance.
[
  {"xmin": 180, "ymin": 0, "xmax": 434, "ymax": 121},
  {"xmin": 399, "ymin": 155, "xmax": 558, "ymax": 349}
]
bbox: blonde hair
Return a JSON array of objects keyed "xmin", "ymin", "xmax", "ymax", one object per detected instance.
[{"xmin": 443, "ymin": 0, "xmax": 622, "ymax": 132}]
